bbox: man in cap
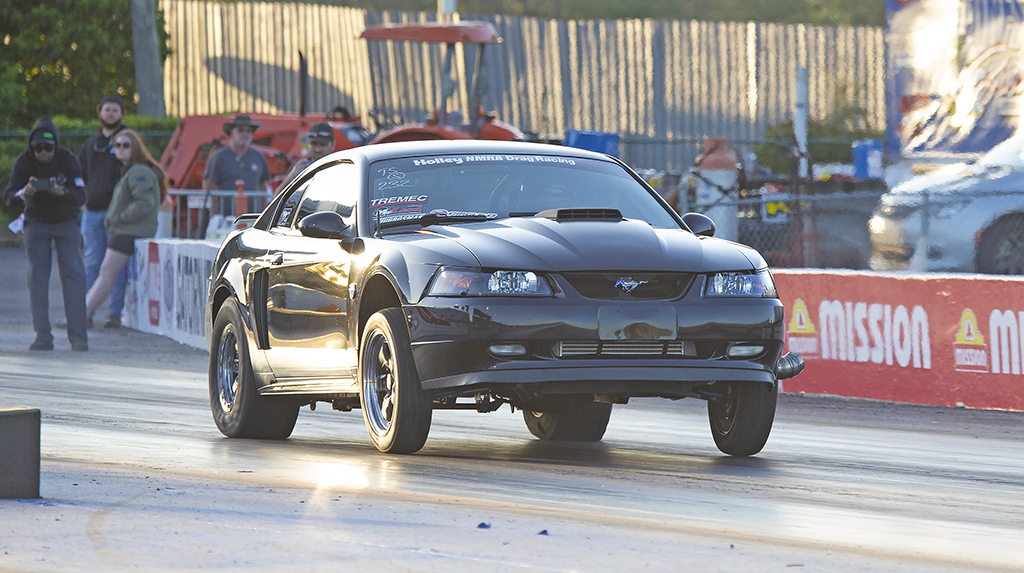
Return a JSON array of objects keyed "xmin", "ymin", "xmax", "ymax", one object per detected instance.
[
  {"xmin": 78, "ymin": 94, "xmax": 129, "ymax": 328},
  {"xmin": 278, "ymin": 122, "xmax": 336, "ymax": 190},
  {"xmin": 202, "ymin": 114, "xmax": 270, "ymax": 228},
  {"xmin": 4, "ymin": 117, "xmax": 89, "ymax": 351}
]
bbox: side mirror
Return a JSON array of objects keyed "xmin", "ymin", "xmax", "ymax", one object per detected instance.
[
  {"xmin": 298, "ymin": 211, "xmax": 349, "ymax": 239},
  {"xmin": 682, "ymin": 212, "xmax": 715, "ymax": 237}
]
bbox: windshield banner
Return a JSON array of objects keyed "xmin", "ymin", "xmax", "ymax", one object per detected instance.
[{"xmin": 887, "ymin": 0, "xmax": 1024, "ymax": 155}]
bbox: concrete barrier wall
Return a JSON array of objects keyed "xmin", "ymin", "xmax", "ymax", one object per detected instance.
[
  {"xmin": 126, "ymin": 240, "xmax": 1024, "ymax": 412},
  {"xmin": 774, "ymin": 270, "xmax": 1024, "ymax": 412}
]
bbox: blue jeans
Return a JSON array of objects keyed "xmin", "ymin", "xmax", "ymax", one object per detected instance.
[
  {"xmin": 81, "ymin": 209, "xmax": 127, "ymax": 320},
  {"xmin": 23, "ymin": 218, "xmax": 88, "ymax": 346}
]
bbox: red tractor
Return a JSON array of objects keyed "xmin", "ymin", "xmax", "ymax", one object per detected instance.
[
  {"xmin": 359, "ymin": 21, "xmax": 524, "ymax": 143},
  {"xmin": 160, "ymin": 106, "xmax": 369, "ymax": 191},
  {"xmin": 159, "ymin": 21, "xmax": 526, "ymax": 236}
]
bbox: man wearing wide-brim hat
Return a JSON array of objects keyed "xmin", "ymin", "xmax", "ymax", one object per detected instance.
[{"xmin": 201, "ymin": 114, "xmax": 270, "ymax": 235}]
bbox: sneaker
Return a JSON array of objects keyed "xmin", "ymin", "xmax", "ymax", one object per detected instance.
[
  {"xmin": 71, "ymin": 343, "xmax": 89, "ymax": 352},
  {"xmin": 104, "ymin": 316, "xmax": 121, "ymax": 329},
  {"xmin": 29, "ymin": 339, "xmax": 54, "ymax": 351}
]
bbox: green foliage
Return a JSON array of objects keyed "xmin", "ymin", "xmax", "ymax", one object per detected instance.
[
  {"xmin": 0, "ymin": 0, "xmax": 171, "ymax": 129},
  {"xmin": 754, "ymin": 87, "xmax": 885, "ymax": 175}
]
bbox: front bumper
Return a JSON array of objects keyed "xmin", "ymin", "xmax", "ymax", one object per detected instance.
[{"xmin": 405, "ymin": 290, "xmax": 785, "ymax": 397}]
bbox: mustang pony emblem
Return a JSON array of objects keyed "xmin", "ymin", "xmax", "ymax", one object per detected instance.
[{"xmin": 614, "ymin": 278, "xmax": 648, "ymax": 293}]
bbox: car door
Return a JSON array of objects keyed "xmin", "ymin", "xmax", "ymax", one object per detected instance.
[{"xmin": 262, "ymin": 162, "xmax": 360, "ymax": 381}]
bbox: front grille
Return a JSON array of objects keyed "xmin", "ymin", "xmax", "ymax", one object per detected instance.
[
  {"xmin": 561, "ymin": 272, "xmax": 695, "ymax": 300},
  {"xmin": 555, "ymin": 340, "xmax": 697, "ymax": 357}
]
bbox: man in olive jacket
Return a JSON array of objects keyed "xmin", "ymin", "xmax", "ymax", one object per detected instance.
[{"xmin": 4, "ymin": 117, "xmax": 89, "ymax": 351}]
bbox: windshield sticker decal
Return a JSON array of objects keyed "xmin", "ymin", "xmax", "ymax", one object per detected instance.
[
  {"xmin": 371, "ymin": 194, "xmax": 429, "ymax": 207},
  {"xmin": 376, "ymin": 205, "xmax": 424, "ymax": 216},
  {"xmin": 410, "ymin": 155, "xmax": 577, "ymax": 166}
]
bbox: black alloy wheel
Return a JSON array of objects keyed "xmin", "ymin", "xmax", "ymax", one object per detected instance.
[
  {"xmin": 707, "ymin": 380, "xmax": 777, "ymax": 456},
  {"xmin": 209, "ymin": 299, "xmax": 299, "ymax": 439},
  {"xmin": 359, "ymin": 308, "xmax": 432, "ymax": 453}
]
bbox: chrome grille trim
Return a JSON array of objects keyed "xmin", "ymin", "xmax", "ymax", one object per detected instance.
[{"xmin": 555, "ymin": 341, "xmax": 696, "ymax": 357}]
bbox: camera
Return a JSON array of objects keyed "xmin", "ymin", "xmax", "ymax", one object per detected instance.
[{"xmin": 32, "ymin": 178, "xmax": 54, "ymax": 192}]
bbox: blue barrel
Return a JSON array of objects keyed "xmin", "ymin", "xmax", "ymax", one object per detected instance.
[
  {"xmin": 564, "ymin": 129, "xmax": 620, "ymax": 157},
  {"xmin": 852, "ymin": 139, "xmax": 884, "ymax": 180}
]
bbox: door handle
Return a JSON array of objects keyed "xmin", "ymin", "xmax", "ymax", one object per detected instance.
[{"xmin": 258, "ymin": 252, "xmax": 284, "ymax": 266}]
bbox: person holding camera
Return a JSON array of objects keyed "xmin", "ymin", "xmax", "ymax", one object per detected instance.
[{"xmin": 4, "ymin": 117, "xmax": 89, "ymax": 351}]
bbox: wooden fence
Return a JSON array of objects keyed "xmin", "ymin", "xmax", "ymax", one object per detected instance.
[{"xmin": 160, "ymin": 1, "xmax": 885, "ymax": 170}]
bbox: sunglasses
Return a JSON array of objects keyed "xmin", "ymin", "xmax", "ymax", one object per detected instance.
[
  {"xmin": 309, "ymin": 131, "xmax": 333, "ymax": 139},
  {"xmin": 113, "ymin": 141, "xmax": 132, "ymax": 149},
  {"xmin": 32, "ymin": 144, "xmax": 55, "ymax": 153},
  {"xmin": 234, "ymin": 127, "xmax": 255, "ymax": 134}
]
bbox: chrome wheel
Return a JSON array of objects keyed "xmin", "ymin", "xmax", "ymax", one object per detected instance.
[
  {"xmin": 358, "ymin": 309, "xmax": 431, "ymax": 453},
  {"xmin": 216, "ymin": 323, "xmax": 240, "ymax": 413},
  {"xmin": 208, "ymin": 299, "xmax": 299, "ymax": 439},
  {"xmin": 707, "ymin": 381, "xmax": 777, "ymax": 456},
  {"xmin": 362, "ymin": 330, "xmax": 395, "ymax": 436}
]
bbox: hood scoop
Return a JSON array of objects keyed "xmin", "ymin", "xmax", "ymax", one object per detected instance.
[{"xmin": 537, "ymin": 208, "xmax": 623, "ymax": 222}]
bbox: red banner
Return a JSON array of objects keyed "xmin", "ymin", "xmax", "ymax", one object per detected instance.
[{"xmin": 774, "ymin": 270, "xmax": 1024, "ymax": 411}]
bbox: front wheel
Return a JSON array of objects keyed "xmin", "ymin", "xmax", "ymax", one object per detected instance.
[
  {"xmin": 976, "ymin": 216, "xmax": 1024, "ymax": 274},
  {"xmin": 522, "ymin": 394, "xmax": 612, "ymax": 441},
  {"xmin": 707, "ymin": 381, "xmax": 777, "ymax": 456},
  {"xmin": 209, "ymin": 299, "xmax": 299, "ymax": 439},
  {"xmin": 359, "ymin": 308, "xmax": 432, "ymax": 453}
]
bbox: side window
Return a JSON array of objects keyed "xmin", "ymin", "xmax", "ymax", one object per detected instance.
[
  {"xmin": 295, "ymin": 164, "xmax": 357, "ymax": 227},
  {"xmin": 273, "ymin": 182, "xmax": 307, "ymax": 229}
]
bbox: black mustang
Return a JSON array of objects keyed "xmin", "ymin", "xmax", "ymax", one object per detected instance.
[{"xmin": 206, "ymin": 141, "xmax": 803, "ymax": 456}]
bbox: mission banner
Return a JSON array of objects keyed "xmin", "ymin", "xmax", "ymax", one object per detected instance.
[{"xmin": 775, "ymin": 269, "xmax": 1024, "ymax": 411}]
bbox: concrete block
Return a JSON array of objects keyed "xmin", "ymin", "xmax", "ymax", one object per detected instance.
[{"xmin": 0, "ymin": 407, "xmax": 40, "ymax": 499}]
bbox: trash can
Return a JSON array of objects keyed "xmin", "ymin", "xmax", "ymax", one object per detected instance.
[
  {"xmin": 852, "ymin": 139, "xmax": 884, "ymax": 180},
  {"xmin": 564, "ymin": 130, "xmax": 620, "ymax": 157}
]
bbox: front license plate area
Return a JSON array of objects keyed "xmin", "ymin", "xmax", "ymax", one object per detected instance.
[{"xmin": 598, "ymin": 307, "xmax": 677, "ymax": 340}]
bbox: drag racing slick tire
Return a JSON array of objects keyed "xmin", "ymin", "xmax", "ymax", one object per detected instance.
[
  {"xmin": 523, "ymin": 394, "xmax": 613, "ymax": 442},
  {"xmin": 359, "ymin": 308, "xmax": 432, "ymax": 454},
  {"xmin": 210, "ymin": 299, "xmax": 300, "ymax": 439},
  {"xmin": 708, "ymin": 380, "xmax": 777, "ymax": 456}
]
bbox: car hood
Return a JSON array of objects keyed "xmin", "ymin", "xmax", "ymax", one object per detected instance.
[
  {"xmin": 407, "ymin": 217, "xmax": 761, "ymax": 272},
  {"xmin": 889, "ymin": 161, "xmax": 1018, "ymax": 196}
]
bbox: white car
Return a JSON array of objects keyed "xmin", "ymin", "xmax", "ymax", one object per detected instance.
[{"xmin": 869, "ymin": 135, "xmax": 1024, "ymax": 274}]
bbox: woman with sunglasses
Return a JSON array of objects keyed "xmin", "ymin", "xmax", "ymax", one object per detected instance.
[
  {"xmin": 85, "ymin": 129, "xmax": 167, "ymax": 322},
  {"xmin": 4, "ymin": 117, "xmax": 89, "ymax": 351}
]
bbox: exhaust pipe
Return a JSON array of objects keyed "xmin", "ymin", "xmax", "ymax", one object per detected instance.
[{"xmin": 775, "ymin": 352, "xmax": 804, "ymax": 380}]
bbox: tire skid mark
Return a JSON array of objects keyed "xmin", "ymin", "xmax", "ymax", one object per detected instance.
[{"xmin": 85, "ymin": 493, "xmax": 145, "ymax": 561}]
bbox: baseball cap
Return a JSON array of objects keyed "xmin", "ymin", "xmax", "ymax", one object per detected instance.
[
  {"xmin": 307, "ymin": 122, "xmax": 335, "ymax": 144},
  {"xmin": 30, "ymin": 130, "xmax": 57, "ymax": 146}
]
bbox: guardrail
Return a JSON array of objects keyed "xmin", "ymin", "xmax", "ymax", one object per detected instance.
[{"xmin": 168, "ymin": 187, "xmax": 273, "ymax": 239}]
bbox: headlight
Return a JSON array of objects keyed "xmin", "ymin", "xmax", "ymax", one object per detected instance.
[
  {"xmin": 428, "ymin": 268, "xmax": 553, "ymax": 296},
  {"xmin": 705, "ymin": 269, "xmax": 777, "ymax": 298}
]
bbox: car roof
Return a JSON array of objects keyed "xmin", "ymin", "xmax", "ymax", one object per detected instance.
[{"xmin": 328, "ymin": 140, "xmax": 617, "ymax": 165}]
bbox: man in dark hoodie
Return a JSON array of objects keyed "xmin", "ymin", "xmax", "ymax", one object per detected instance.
[
  {"xmin": 4, "ymin": 117, "xmax": 89, "ymax": 351},
  {"xmin": 78, "ymin": 94, "xmax": 129, "ymax": 329}
]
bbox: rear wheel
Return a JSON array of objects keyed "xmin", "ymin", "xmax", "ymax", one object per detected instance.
[
  {"xmin": 976, "ymin": 216, "xmax": 1024, "ymax": 274},
  {"xmin": 522, "ymin": 394, "xmax": 612, "ymax": 442},
  {"xmin": 209, "ymin": 300, "xmax": 299, "ymax": 439},
  {"xmin": 359, "ymin": 308, "xmax": 432, "ymax": 453},
  {"xmin": 707, "ymin": 381, "xmax": 777, "ymax": 456}
]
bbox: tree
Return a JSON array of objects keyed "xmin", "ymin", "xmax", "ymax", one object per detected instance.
[{"xmin": 0, "ymin": 0, "xmax": 170, "ymax": 128}]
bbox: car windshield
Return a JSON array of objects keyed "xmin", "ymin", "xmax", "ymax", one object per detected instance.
[
  {"xmin": 977, "ymin": 135, "xmax": 1024, "ymax": 168},
  {"xmin": 368, "ymin": 154, "xmax": 680, "ymax": 229}
]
